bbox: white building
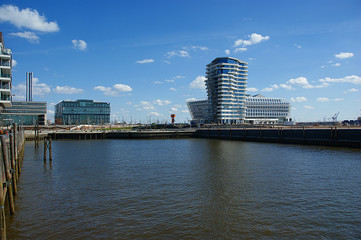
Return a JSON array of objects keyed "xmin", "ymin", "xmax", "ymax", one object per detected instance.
[
  {"xmin": 245, "ymin": 94, "xmax": 290, "ymax": 124},
  {"xmin": 187, "ymin": 95, "xmax": 290, "ymax": 125},
  {"xmin": 206, "ymin": 57, "xmax": 248, "ymax": 124},
  {"xmin": 0, "ymin": 32, "xmax": 12, "ymax": 109}
]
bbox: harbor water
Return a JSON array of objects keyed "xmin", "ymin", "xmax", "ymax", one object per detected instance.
[{"xmin": 7, "ymin": 139, "xmax": 361, "ymax": 239}]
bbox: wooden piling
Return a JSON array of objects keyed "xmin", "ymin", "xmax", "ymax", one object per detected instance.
[
  {"xmin": 44, "ymin": 137, "xmax": 47, "ymax": 162},
  {"xmin": 43, "ymin": 137, "xmax": 52, "ymax": 162},
  {"xmin": 0, "ymin": 136, "xmax": 15, "ymax": 215},
  {"xmin": 49, "ymin": 138, "xmax": 52, "ymax": 161},
  {"xmin": 8, "ymin": 135, "xmax": 17, "ymax": 195}
]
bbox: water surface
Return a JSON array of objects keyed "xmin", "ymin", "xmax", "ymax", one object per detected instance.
[{"xmin": 7, "ymin": 139, "xmax": 361, "ymax": 239}]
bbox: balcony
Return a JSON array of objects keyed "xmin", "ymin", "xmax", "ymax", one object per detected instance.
[
  {"xmin": 0, "ymin": 73, "xmax": 11, "ymax": 79},
  {"xmin": 0, "ymin": 82, "xmax": 10, "ymax": 90}
]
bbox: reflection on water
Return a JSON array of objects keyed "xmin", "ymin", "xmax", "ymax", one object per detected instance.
[{"xmin": 7, "ymin": 139, "xmax": 361, "ymax": 239}]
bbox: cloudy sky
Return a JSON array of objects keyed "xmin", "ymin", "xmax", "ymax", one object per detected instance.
[{"xmin": 1, "ymin": 0, "xmax": 360, "ymax": 123}]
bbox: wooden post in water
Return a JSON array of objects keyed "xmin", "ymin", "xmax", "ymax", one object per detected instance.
[
  {"xmin": 44, "ymin": 137, "xmax": 52, "ymax": 162},
  {"xmin": 49, "ymin": 138, "xmax": 52, "ymax": 161},
  {"xmin": 9, "ymin": 135, "xmax": 17, "ymax": 195},
  {"xmin": 44, "ymin": 137, "xmax": 47, "ymax": 162},
  {"xmin": 34, "ymin": 121, "xmax": 40, "ymax": 148},
  {"xmin": 0, "ymin": 204, "xmax": 6, "ymax": 240},
  {"xmin": 1, "ymin": 136, "xmax": 15, "ymax": 215}
]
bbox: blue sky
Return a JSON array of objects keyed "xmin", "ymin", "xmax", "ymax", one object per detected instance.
[{"xmin": 1, "ymin": 0, "xmax": 360, "ymax": 123}]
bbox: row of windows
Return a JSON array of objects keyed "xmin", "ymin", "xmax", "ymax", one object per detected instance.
[{"xmin": 60, "ymin": 102, "xmax": 109, "ymax": 108}]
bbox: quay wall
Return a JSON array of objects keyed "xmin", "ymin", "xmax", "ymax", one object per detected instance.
[
  {"xmin": 36, "ymin": 128, "xmax": 361, "ymax": 148},
  {"xmin": 47, "ymin": 131, "xmax": 194, "ymax": 140},
  {"xmin": 195, "ymin": 128, "xmax": 361, "ymax": 148}
]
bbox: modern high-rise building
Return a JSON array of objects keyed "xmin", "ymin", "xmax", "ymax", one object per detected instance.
[
  {"xmin": 0, "ymin": 32, "xmax": 12, "ymax": 109},
  {"xmin": 205, "ymin": 57, "xmax": 248, "ymax": 124},
  {"xmin": 55, "ymin": 99, "xmax": 110, "ymax": 125},
  {"xmin": 187, "ymin": 56, "xmax": 290, "ymax": 125}
]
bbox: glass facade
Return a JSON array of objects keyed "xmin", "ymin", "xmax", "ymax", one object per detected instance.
[
  {"xmin": 206, "ymin": 57, "xmax": 248, "ymax": 124},
  {"xmin": 1, "ymin": 101, "xmax": 47, "ymax": 125},
  {"xmin": 55, "ymin": 99, "xmax": 110, "ymax": 125}
]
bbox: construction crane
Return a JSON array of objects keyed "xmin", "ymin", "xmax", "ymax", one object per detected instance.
[{"xmin": 331, "ymin": 112, "xmax": 340, "ymax": 121}]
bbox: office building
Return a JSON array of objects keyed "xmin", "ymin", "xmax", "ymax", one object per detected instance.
[
  {"xmin": 55, "ymin": 99, "xmax": 110, "ymax": 125},
  {"xmin": 186, "ymin": 100, "xmax": 209, "ymax": 125},
  {"xmin": 245, "ymin": 94, "xmax": 290, "ymax": 124},
  {"xmin": 206, "ymin": 57, "xmax": 248, "ymax": 124},
  {"xmin": 187, "ymin": 95, "xmax": 290, "ymax": 125},
  {"xmin": 1, "ymin": 101, "xmax": 47, "ymax": 125},
  {"xmin": 0, "ymin": 32, "xmax": 12, "ymax": 109}
]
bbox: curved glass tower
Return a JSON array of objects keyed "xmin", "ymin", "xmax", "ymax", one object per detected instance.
[{"xmin": 205, "ymin": 57, "xmax": 248, "ymax": 124}]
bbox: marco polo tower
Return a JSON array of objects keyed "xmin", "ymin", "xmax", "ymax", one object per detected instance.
[{"xmin": 205, "ymin": 57, "xmax": 248, "ymax": 124}]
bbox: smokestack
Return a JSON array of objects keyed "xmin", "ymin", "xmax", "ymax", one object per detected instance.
[{"xmin": 26, "ymin": 72, "xmax": 33, "ymax": 101}]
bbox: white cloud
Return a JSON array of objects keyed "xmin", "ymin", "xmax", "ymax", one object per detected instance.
[
  {"xmin": 290, "ymin": 97, "xmax": 307, "ymax": 102},
  {"xmin": 170, "ymin": 87, "xmax": 176, "ymax": 91},
  {"xmin": 153, "ymin": 81, "xmax": 163, "ymax": 84},
  {"xmin": 136, "ymin": 58, "xmax": 154, "ymax": 64},
  {"xmin": 53, "ymin": 86, "xmax": 84, "ymax": 94},
  {"xmin": 304, "ymin": 105, "xmax": 314, "ymax": 110},
  {"xmin": 12, "ymin": 77, "xmax": 50, "ymax": 98},
  {"xmin": 279, "ymin": 83, "xmax": 294, "ymax": 90},
  {"xmin": 94, "ymin": 86, "xmax": 111, "ymax": 92},
  {"xmin": 317, "ymin": 97, "xmax": 330, "ymax": 102},
  {"xmin": 148, "ymin": 112, "xmax": 161, "ymax": 117},
  {"xmin": 319, "ymin": 75, "xmax": 361, "ymax": 85},
  {"xmin": 72, "ymin": 40, "xmax": 87, "ymax": 51},
  {"xmin": 247, "ymin": 87, "xmax": 258, "ymax": 92},
  {"xmin": 335, "ymin": 52, "xmax": 354, "ymax": 59},
  {"xmin": 126, "ymin": 101, "xmax": 132, "ymax": 105},
  {"xmin": 261, "ymin": 87, "xmax": 274, "ymax": 92},
  {"xmin": 12, "ymin": 59, "xmax": 17, "ymax": 67},
  {"xmin": 343, "ymin": 88, "xmax": 359, "ymax": 94},
  {"xmin": 294, "ymin": 44, "xmax": 302, "ymax": 48},
  {"xmin": 334, "ymin": 98, "xmax": 344, "ymax": 101},
  {"xmin": 235, "ymin": 47, "xmax": 247, "ymax": 53},
  {"xmin": 286, "ymin": 77, "xmax": 328, "ymax": 89},
  {"xmin": 32, "ymin": 78, "xmax": 51, "ymax": 95},
  {"xmin": 332, "ymin": 63, "xmax": 341, "ymax": 67},
  {"xmin": 140, "ymin": 101, "xmax": 154, "ymax": 110},
  {"xmin": 153, "ymin": 99, "xmax": 171, "ymax": 106},
  {"xmin": 170, "ymin": 107, "xmax": 178, "ymax": 112},
  {"xmin": 165, "ymin": 50, "xmax": 189, "ymax": 58},
  {"xmin": 114, "ymin": 84, "xmax": 132, "ymax": 92},
  {"xmin": 181, "ymin": 110, "xmax": 189, "ymax": 113},
  {"xmin": 225, "ymin": 49, "xmax": 230, "ymax": 55},
  {"xmin": 94, "ymin": 83, "xmax": 132, "ymax": 96},
  {"xmin": 183, "ymin": 46, "xmax": 208, "ymax": 51},
  {"xmin": 165, "ymin": 75, "xmax": 184, "ymax": 83},
  {"xmin": 0, "ymin": 4, "xmax": 59, "ymax": 32},
  {"xmin": 190, "ymin": 75, "xmax": 206, "ymax": 89},
  {"xmin": 9, "ymin": 31, "xmax": 40, "ymax": 43},
  {"xmin": 234, "ymin": 33, "xmax": 270, "ymax": 47},
  {"xmin": 186, "ymin": 98, "xmax": 198, "ymax": 102}
]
